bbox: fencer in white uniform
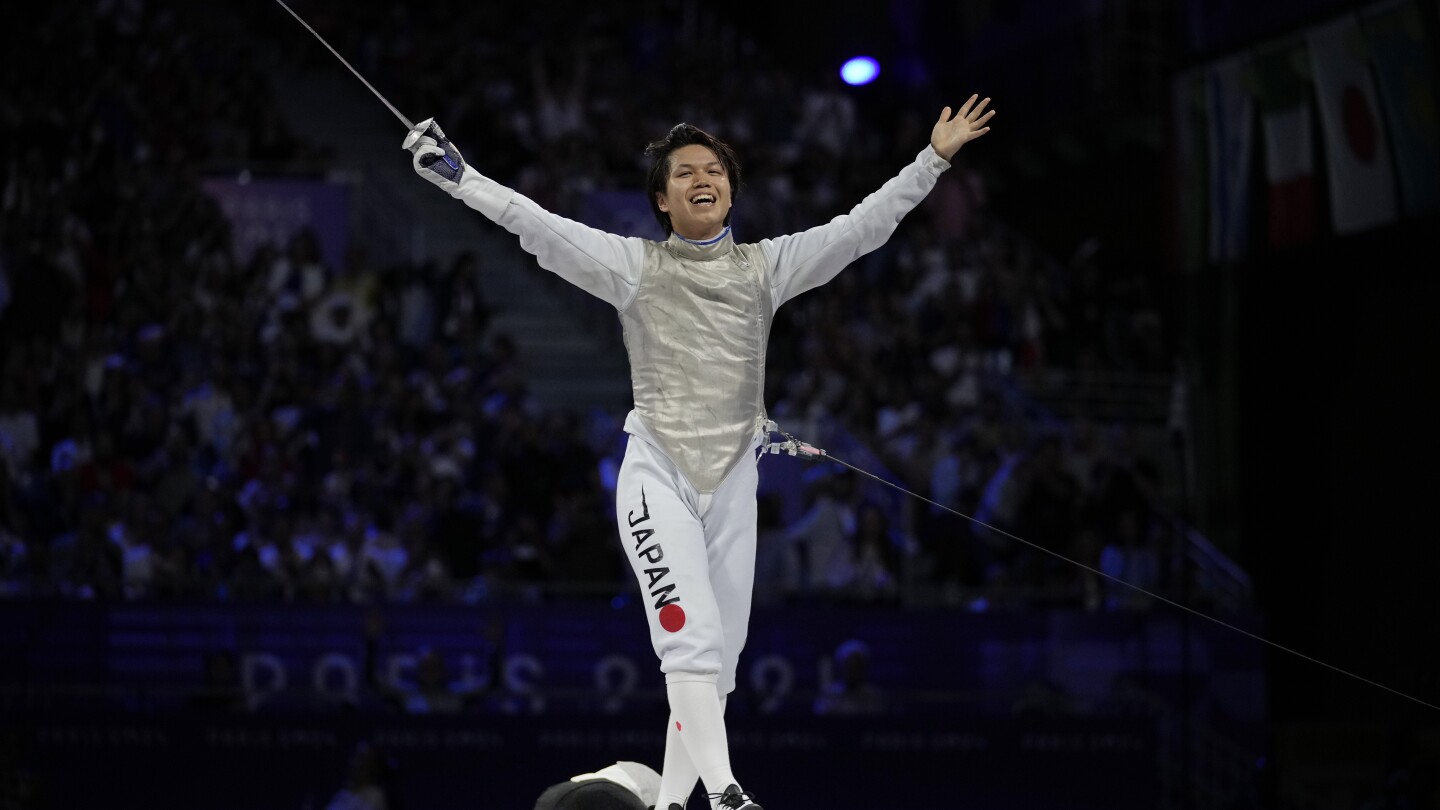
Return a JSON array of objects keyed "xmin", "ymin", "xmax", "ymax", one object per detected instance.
[{"xmin": 407, "ymin": 96, "xmax": 994, "ymax": 810}]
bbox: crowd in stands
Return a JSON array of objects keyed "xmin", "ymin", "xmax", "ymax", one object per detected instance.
[{"xmin": 0, "ymin": 0, "xmax": 1187, "ymax": 613}]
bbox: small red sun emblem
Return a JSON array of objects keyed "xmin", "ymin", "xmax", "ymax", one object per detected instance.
[{"xmin": 659, "ymin": 604, "xmax": 686, "ymax": 632}]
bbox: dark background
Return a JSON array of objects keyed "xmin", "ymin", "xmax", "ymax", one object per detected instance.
[
  {"xmin": 761, "ymin": 0, "xmax": 1440, "ymax": 729},
  {"xmin": 3, "ymin": 0, "xmax": 1439, "ymax": 806}
]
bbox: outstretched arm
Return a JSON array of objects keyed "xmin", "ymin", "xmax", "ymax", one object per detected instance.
[
  {"xmin": 406, "ymin": 121, "xmax": 642, "ymax": 311},
  {"xmin": 763, "ymin": 96, "xmax": 996, "ymax": 308}
]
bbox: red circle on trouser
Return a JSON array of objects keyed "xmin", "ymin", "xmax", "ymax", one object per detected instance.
[{"xmin": 659, "ymin": 603, "xmax": 686, "ymax": 632}]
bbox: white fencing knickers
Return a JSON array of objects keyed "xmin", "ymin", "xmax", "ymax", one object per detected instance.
[{"xmin": 615, "ymin": 433, "xmax": 760, "ymax": 695}]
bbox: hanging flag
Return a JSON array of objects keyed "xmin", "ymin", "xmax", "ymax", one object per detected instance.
[
  {"xmin": 1206, "ymin": 54, "xmax": 1256, "ymax": 264},
  {"xmin": 1307, "ymin": 14, "xmax": 1399, "ymax": 235},
  {"xmin": 1172, "ymin": 67, "xmax": 1209, "ymax": 272},
  {"xmin": 1252, "ymin": 42, "xmax": 1318, "ymax": 248},
  {"xmin": 1362, "ymin": 0, "xmax": 1440, "ymax": 217}
]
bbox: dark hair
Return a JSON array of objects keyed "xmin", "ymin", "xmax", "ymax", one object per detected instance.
[{"xmin": 644, "ymin": 123, "xmax": 742, "ymax": 237}]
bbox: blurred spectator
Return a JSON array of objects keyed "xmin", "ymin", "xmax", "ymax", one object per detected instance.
[
  {"xmin": 362, "ymin": 608, "xmax": 481, "ymax": 715},
  {"xmin": 813, "ymin": 639, "xmax": 888, "ymax": 716},
  {"xmin": 0, "ymin": 0, "xmax": 1184, "ymax": 615},
  {"xmin": 0, "ymin": 521, "xmax": 28, "ymax": 597},
  {"xmin": 1011, "ymin": 678, "xmax": 1080, "ymax": 718},
  {"xmin": 0, "ymin": 379, "xmax": 40, "ymax": 481},
  {"xmin": 1098, "ymin": 508, "xmax": 1163, "ymax": 611},
  {"xmin": 358, "ymin": 508, "xmax": 408, "ymax": 599},
  {"xmin": 1011, "ymin": 434, "xmax": 1084, "ymax": 596},
  {"xmin": 48, "ymin": 494, "xmax": 122, "ymax": 599},
  {"xmin": 394, "ymin": 260, "xmax": 440, "ymax": 353},
  {"xmin": 845, "ymin": 502, "xmax": 905, "ymax": 603},
  {"xmin": 1351, "ymin": 725, "xmax": 1440, "ymax": 810},
  {"xmin": 437, "ymin": 250, "xmax": 492, "ymax": 344},
  {"xmin": 921, "ymin": 431, "xmax": 992, "ymax": 592},
  {"xmin": 752, "ymin": 492, "xmax": 796, "ymax": 607},
  {"xmin": 0, "ymin": 253, "xmax": 9, "ymax": 323},
  {"xmin": 796, "ymin": 70, "xmax": 859, "ymax": 159},
  {"xmin": 0, "ymin": 726, "xmax": 48, "ymax": 810},
  {"xmin": 324, "ymin": 740, "xmax": 402, "ymax": 810},
  {"xmin": 390, "ymin": 647, "xmax": 475, "ymax": 715},
  {"xmin": 1073, "ymin": 525, "xmax": 1105, "ymax": 612},
  {"xmin": 186, "ymin": 650, "xmax": 249, "ymax": 713},
  {"xmin": 785, "ymin": 467, "xmax": 858, "ymax": 597},
  {"xmin": 266, "ymin": 229, "xmax": 329, "ymax": 309}
]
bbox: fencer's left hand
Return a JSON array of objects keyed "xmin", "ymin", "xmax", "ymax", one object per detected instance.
[{"xmin": 930, "ymin": 94, "xmax": 995, "ymax": 161}]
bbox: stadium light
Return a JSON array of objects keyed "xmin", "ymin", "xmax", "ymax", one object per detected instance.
[{"xmin": 840, "ymin": 56, "xmax": 880, "ymax": 86}]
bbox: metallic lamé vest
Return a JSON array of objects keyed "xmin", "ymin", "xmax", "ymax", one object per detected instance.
[{"xmin": 620, "ymin": 228, "xmax": 772, "ymax": 494}]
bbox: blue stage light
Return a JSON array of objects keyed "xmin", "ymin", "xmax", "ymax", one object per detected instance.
[{"xmin": 840, "ymin": 56, "xmax": 880, "ymax": 86}]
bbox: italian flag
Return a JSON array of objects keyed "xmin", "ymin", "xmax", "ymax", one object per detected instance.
[{"xmin": 1254, "ymin": 43, "xmax": 1317, "ymax": 248}]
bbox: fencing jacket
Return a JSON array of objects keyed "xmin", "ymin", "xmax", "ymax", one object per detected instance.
[{"xmin": 442, "ymin": 146, "xmax": 951, "ymax": 493}]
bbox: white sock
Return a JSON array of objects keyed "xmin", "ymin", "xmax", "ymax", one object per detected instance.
[
  {"xmin": 656, "ymin": 710, "xmax": 698, "ymax": 809},
  {"xmin": 655, "ymin": 694, "xmax": 727, "ymax": 809},
  {"xmin": 666, "ymin": 680, "xmax": 739, "ymax": 803}
]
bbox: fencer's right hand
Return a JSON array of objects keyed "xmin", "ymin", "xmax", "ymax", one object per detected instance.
[{"xmin": 403, "ymin": 118, "xmax": 467, "ymax": 192}]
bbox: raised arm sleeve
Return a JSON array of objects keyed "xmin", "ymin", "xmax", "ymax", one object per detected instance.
[
  {"xmin": 760, "ymin": 146, "xmax": 950, "ymax": 310},
  {"xmin": 446, "ymin": 166, "xmax": 644, "ymax": 311}
]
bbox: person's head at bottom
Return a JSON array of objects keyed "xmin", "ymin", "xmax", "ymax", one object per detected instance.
[
  {"xmin": 533, "ymin": 762, "xmax": 660, "ymax": 810},
  {"xmin": 533, "ymin": 781, "xmax": 644, "ymax": 810}
]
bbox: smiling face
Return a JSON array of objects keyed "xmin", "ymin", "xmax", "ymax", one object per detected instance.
[{"xmin": 655, "ymin": 144, "xmax": 733, "ymax": 241}]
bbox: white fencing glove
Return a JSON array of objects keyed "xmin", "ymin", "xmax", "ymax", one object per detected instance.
[{"xmin": 403, "ymin": 117, "xmax": 466, "ymax": 192}]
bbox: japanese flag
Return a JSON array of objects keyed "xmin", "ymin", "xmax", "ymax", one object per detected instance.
[{"xmin": 1307, "ymin": 14, "xmax": 1398, "ymax": 235}]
